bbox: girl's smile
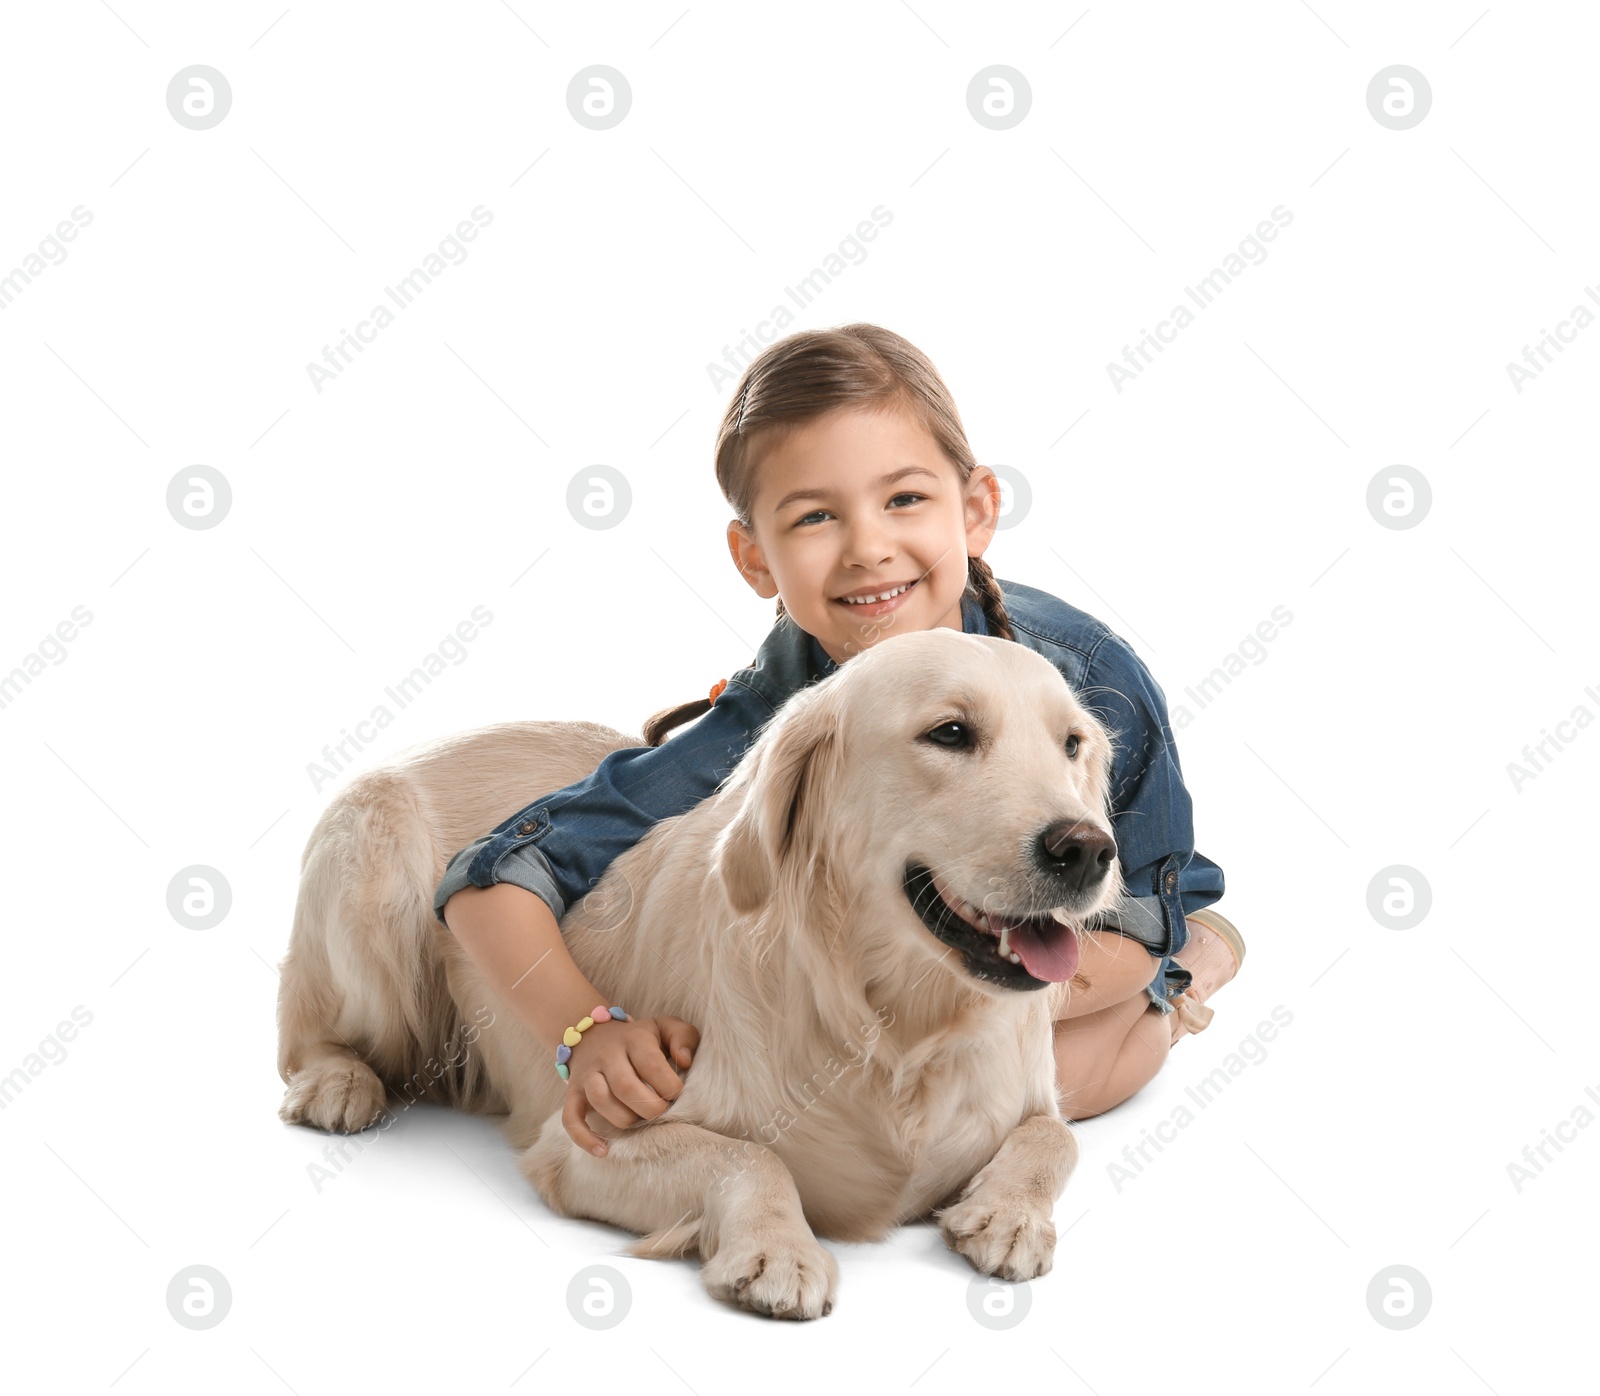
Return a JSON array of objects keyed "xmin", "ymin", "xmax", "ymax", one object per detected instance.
[{"xmin": 832, "ymin": 575, "xmax": 920, "ymax": 616}]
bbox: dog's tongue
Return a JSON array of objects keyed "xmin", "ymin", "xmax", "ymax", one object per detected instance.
[{"xmin": 998, "ymin": 915, "xmax": 1081, "ymax": 983}]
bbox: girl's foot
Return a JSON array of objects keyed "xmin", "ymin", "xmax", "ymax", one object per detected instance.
[{"xmin": 1168, "ymin": 908, "xmax": 1246, "ymax": 1045}]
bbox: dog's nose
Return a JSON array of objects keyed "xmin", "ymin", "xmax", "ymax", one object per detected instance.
[{"xmin": 1037, "ymin": 819, "xmax": 1117, "ymax": 893}]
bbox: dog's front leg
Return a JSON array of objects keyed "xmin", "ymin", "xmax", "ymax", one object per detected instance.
[
  {"xmin": 521, "ymin": 1116, "xmax": 838, "ymax": 1320},
  {"xmin": 934, "ymin": 1114, "xmax": 1079, "ymax": 1281}
]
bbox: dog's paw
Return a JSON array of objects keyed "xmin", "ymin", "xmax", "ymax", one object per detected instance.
[
  {"xmin": 278, "ymin": 1058, "xmax": 388, "ymax": 1133},
  {"xmin": 937, "ymin": 1187, "xmax": 1057, "ymax": 1282},
  {"xmin": 701, "ymin": 1228, "xmax": 838, "ymax": 1320}
]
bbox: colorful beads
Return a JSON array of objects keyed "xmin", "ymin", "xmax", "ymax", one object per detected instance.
[{"xmin": 553, "ymin": 1003, "xmax": 630, "ymax": 1077}]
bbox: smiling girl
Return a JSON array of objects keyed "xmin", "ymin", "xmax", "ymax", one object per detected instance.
[{"xmin": 435, "ymin": 323, "xmax": 1241, "ymax": 1157}]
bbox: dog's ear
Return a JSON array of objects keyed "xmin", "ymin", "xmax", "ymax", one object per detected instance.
[{"xmin": 715, "ymin": 687, "xmax": 841, "ymax": 917}]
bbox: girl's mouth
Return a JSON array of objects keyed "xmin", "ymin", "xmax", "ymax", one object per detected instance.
[{"xmin": 832, "ymin": 577, "xmax": 919, "ymax": 617}]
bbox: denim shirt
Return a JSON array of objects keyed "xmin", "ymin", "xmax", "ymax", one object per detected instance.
[{"xmin": 432, "ymin": 577, "xmax": 1225, "ymax": 962}]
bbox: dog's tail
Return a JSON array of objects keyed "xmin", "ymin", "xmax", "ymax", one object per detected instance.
[{"xmin": 628, "ymin": 1215, "xmax": 705, "ymax": 1260}]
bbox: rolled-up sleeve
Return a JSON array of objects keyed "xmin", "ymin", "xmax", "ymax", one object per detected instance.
[
  {"xmin": 1078, "ymin": 632, "xmax": 1225, "ymax": 959},
  {"xmin": 432, "ymin": 678, "xmax": 774, "ymax": 928}
]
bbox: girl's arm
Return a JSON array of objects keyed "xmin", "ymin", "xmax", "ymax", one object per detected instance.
[
  {"xmin": 432, "ymin": 657, "xmax": 781, "ymax": 1154},
  {"xmin": 441, "ymin": 880, "xmax": 698, "ymax": 1157}
]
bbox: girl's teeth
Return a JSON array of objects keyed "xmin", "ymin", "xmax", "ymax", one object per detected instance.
[{"xmin": 843, "ymin": 582, "xmax": 911, "ymax": 604}]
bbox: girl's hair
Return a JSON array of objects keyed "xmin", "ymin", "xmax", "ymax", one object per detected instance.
[{"xmin": 643, "ymin": 322, "xmax": 1015, "ymax": 747}]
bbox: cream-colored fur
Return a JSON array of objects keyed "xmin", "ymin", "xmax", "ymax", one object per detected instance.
[{"xmin": 276, "ymin": 627, "xmax": 1123, "ymax": 1318}]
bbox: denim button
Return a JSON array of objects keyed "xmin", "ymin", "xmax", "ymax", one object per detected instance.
[
  {"xmin": 1164, "ymin": 869, "xmax": 1178, "ymax": 894},
  {"xmin": 518, "ymin": 821, "xmax": 535, "ymax": 834}
]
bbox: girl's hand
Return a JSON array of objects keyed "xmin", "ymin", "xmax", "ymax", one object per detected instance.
[{"xmin": 560, "ymin": 1014, "xmax": 700, "ymax": 1156}]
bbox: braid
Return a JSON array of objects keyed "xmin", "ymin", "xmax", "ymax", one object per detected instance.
[
  {"xmin": 966, "ymin": 556, "xmax": 1014, "ymax": 641},
  {"xmin": 642, "ymin": 697, "xmax": 712, "ymax": 747}
]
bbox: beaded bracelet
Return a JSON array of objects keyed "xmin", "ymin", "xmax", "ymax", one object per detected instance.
[{"xmin": 554, "ymin": 1005, "xmax": 628, "ymax": 1079}]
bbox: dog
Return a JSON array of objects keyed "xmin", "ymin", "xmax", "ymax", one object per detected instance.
[{"xmin": 275, "ymin": 626, "xmax": 1123, "ymax": 1318}]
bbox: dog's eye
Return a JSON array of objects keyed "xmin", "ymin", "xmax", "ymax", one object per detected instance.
[
  {"xmin": 1065, "ymin": 734, "xmax": 1081, "ymax": 759},
  {"xmin": 924, "ymin": 721, "xmax": 971, "ymax": 749}
]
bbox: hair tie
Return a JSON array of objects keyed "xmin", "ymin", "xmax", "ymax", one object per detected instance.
[
  {"xmin": 554, "ymin": 1005, "xmax": 629, "ymax": 1079},
  {"xmin": 708, "ymin": 677, "xmax": 727, "ymax": 706}
]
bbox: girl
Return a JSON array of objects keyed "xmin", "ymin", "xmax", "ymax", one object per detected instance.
[{"xmin": 435, "ymin": 323, "xmax": 1242, "ymax": 1159}]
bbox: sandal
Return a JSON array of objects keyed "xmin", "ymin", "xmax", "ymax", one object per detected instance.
[{"xmin": 1168, "ymin": 907, "xmax": 1246, "ymax": 1044}]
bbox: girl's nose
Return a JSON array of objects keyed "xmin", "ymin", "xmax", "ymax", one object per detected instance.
[{"xmin": 840, "ymin": 518, "xmax": 893, "ymax": 567}]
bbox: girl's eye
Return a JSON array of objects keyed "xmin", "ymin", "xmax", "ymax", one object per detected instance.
[
  {"xmin": 924, "ymin": 721, "xmax": 971, "ymax": 749},
  {"xmin": 793, "ymin": 493, "xmax": 927, "ymax": 528},
  {"xmin": 1065, "ymin": 734, "xmax": 1081, "ymax": 759}
]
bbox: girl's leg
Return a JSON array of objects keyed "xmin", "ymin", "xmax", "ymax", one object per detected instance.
[
  {"xmin": 1057, "ymin": 929, "xmax": 1164, "ymax": 1020},
  {"xmin": 1052, "ymin": 929, "xmax": 1170, "ymax": 1120},
  {"xmin": 1053, "ymin": 993, "xmax": 1170, "ymax": 1121}
]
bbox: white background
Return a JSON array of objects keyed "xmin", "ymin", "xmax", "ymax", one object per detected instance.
[{"xmin": 2, "ymin": 1, "xmax": 1594, "ymax": 1390}]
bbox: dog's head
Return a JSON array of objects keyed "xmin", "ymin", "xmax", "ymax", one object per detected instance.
[{"xmin": 711, "ymin": 627, "xmax": 1123, "ymax": 998}]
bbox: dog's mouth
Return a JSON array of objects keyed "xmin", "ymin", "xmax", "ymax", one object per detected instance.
[{"xmin": 902, "ymin": 862, "xmax": 1081, "ymax": 990}]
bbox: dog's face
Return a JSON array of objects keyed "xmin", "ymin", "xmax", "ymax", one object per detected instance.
[{"xmin": 714, "ymin": 628, "xmax": 1124, "ymax": 997}]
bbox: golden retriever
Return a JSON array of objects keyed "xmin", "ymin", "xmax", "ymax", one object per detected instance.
[{"xmin": 275, "ymin": 626, "xmax": 1123, "ymax": 1318}]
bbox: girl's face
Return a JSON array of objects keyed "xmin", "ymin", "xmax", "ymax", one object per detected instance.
[{"xmin": 728, "ymin": 404, "xmax": 1000, "ymax": 666}]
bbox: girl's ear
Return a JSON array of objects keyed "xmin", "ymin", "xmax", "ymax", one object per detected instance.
[
  {"xmin": 727, "ymin": 519, "xmax": 778, "ymax": 600},
  {"xmin": 714, "ymin": 687, "xmax": 841, "ymax": 916},
  {"xmin": 964, "ymin": 466, "xmax": 1003, "ymax": 543}
]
